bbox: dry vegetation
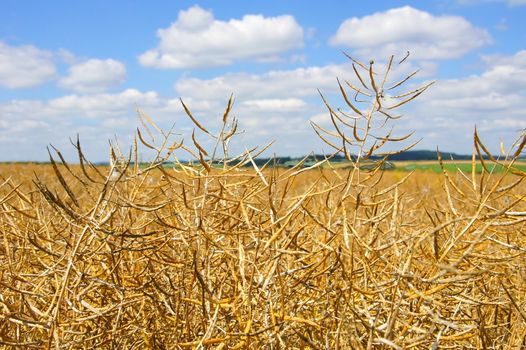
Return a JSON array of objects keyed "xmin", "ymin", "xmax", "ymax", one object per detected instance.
[{"xmin": 1, "ymin": 55, "xmax": 525, "ymax": 349}]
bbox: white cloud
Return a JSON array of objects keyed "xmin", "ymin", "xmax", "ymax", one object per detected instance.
[
  {"xmin": 176, "ymin": 64, "xmax": 358, "ymax": 100},
  {"xmin": 425, "ymin": 50, "xmax": 526, "ymax": 102},
  {"xmin": 175, "ymin": 58, "xmax": 433, "ymax": 102},
  {"xmin": 407, "ymin": 50, "xmax": 526, "ymax": 151},
  {"xmin": 0, "ymin": 41, "xmax": 56, "ymax": 88},
  {"xmin": 0, "ymin": 119, "xmax": 49, "ymax": 132},
  {"xmin": 0, "ymin": 89, "xmax": 162, "ymax": 131},
  {"xmin": 491, "ymin": 118, "xmax": 526, "ymax": 129},
  {"xmin": 58, "ymin": 59, "xmax": 126, "ymax": 93},
  {"xmin": 329, "ymin": 6, "xmax": 492, "ymax": 60},
  {"xmin": 139, "ymin": 5, "xmax": 304, "ymax": 69},
  {"xmin": 508, "ymin": 0, "xmax": 526, "ymax": 5},
  {"xmin": 47, "ymin": 89, "xmax": 161, "ymax": 117},
  {"xmin": 102, "ymin": 117, "xmax": 132, "ymax": 128},
  {"xmin": 0, "ymin": 89, "xmax": 170, "ymax": 161},
  {"xmin": 309, "ymin": 112, "xmax": 332, "ymax": 126},
  {"xmin": 481, "ymin": 50, "xmax": 526, "ymax": 67},
  {"xmin": 242, "ymin": 98, "xmax": 307, "ymax": 111}
]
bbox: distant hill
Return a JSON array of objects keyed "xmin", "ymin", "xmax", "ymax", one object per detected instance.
[
  {"xmin": 247, "ymin": 150, "xmax": 481, "ymax": 167},
  {"xmin": 381, "ymin": 150, "xmax": 474, "ymax": 161},
  {"xmin": 1, "ymin": 150, "xmax": 507, "ymax": 167}
]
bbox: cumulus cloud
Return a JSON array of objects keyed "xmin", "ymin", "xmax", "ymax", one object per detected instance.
[
  {"xmin": 175, "ymin": 58, "xmax": 432, "ymax": 101},
  {"xmin": 176, "ymin": 64, "xmax": 359, "ymax": 100},
  {"xmin": 242, "ymin": 98, "xmax": 307, "ymax": 111},
  {"xmin": 0, "ymin": 89, "xmax": 162, "ymax": 132},
  {"xmin": 424, "ymin": 50, "xmax": 526, "ymax": 104},
  {"xmin": 47, "ymin": 89, "xmax": 160, "ymax": 117},
  {"xmin": 139, "ymin": 5, "xmax": 304, "ymax": 69},
  {"xmin": 407, "ymin": 50, "xmax": 526, "ymax": 151},
  {"xmin": 329, "ymin": 6, "xmax": 492, "ymax": 60},
  {"xmin": 0, "ymin": 41, "xmax": 56, "ymax": 88},
  {"xmin": 58, "ymin": 59, "xmax": 127, "ymax": 93},
  {"xmin": 481, "ymin": 49, "xmax": 526, "ymax": 67},
  {"xmin": 0, "ymin": 89, "xmax": 170, "ymax": 161}
]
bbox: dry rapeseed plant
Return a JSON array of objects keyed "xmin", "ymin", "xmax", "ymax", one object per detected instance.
[{"xmin": 0, "ymin": 54, "xmax": 525, "ymax": 349}]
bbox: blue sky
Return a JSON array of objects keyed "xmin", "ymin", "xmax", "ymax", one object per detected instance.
[{"xmin": 1, "ymin": 0, "xmax": 525, "ymax": 161}]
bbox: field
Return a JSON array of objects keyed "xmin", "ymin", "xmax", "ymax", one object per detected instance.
[
  {"xmin": 1, "ymin": 57, "xmax": 525, "ymax": 349},
  {"xmin": 1, "ymin": 153, "xmax": 525, "ymax": 349},
  {"xmin": 392, "ymin": 160, "xmax": 526, "ymax": 173}
]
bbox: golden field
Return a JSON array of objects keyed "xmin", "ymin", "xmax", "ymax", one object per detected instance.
[{"xmin": 0, "ymin": 158, "xmax": 525, "ymax": 349}]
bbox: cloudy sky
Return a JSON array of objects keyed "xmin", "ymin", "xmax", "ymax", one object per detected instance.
[{"xmin": 1, "ymin": 0, "xmax": 525, "ymax": 162}]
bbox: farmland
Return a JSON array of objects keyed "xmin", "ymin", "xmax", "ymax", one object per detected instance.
[
  {"xmin": 393, "ymin": 160, "xmax": 526, "ymax": 173},
  {"xmin": 1, "ymin": 150, "xmax": 525, "ymax": 348}
]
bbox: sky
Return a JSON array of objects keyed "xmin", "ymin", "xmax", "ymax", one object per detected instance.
[{"xmin": 0, "ymin": 0, "xmax": 525, "ymax": 162}]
